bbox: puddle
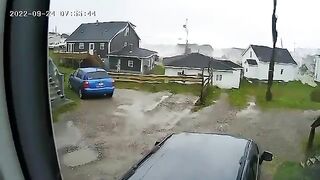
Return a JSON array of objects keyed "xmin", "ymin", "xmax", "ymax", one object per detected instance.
[
  {"xmin": 236, "ymin": 102, "xmax": 259, "ymax": 118},
  {"xmin": 63, "ymin": 148, "xmax": 98, "ymax": 167},
  {"xmin": 54, "ymin": 121, "xmax": 82, "ymax": 149}
]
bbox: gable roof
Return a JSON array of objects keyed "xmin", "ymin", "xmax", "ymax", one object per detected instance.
[
  {"xmin": 219, "ymin": 60, "xmax": 243, "ymax": 69},
  {"xmin": 246, "ymin": 59, "xmax": 258, "ymax": 65},
  {"xmin": 250, "ymin": 45, "xmax": 297, "ymax": 65},
  {"xmin": 66, "ymin": 21, "xmax": 136, "ymax": 42},
  {"xmin": 108, "ymin": 46, "xmax": 157, "ymax": 58},
  {"xmin": 163, "ymin": 53, "xmax": 234, "ymax": 71}
]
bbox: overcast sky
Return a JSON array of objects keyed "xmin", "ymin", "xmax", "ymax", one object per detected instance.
[{"xmin": 49, "ymin": 0, "xmax": 320, "ymax": 50}]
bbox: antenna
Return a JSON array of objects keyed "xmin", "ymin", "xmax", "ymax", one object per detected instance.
[{"xmin": 183, "ymin": 18, "xmax": 189, "ymax": 54}]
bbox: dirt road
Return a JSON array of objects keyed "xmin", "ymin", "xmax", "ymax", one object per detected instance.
[{"xmin": 54, "ymin": 89, "xmax": 319, "ymax": 180}]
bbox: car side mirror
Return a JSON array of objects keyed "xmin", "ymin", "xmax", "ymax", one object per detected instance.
[{"xmin": 259, "ymin": 151, "xmax": 273, "ymax": 164}]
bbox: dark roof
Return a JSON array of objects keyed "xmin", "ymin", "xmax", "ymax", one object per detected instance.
[
  {"xmin": 163, "ymin": 53, "xmax": 234, "ymax": 71},
  {"xmin": 66, "ymin": 21, "xmax": 132, "ymax": 42},
  {"xmin": 219, "ymin": 60, "xmax": 243, "ymax": 69},
  {"xmin": 250, "ymin": 45, "xmax": 297, "ymax": 65},
  {"xmin": 109, "ymin": 46, "xmax": 157, "ymax": 58},
  {"xmin": 246, "ymin": 59, "xmax": 258, "ymax": 65},
  {"xmin": 126, "ymin": 133, "xmax": 249, "ymax": 180}
]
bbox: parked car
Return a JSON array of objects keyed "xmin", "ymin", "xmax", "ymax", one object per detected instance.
[
  {"xmin": 121, "ymin": 132, "xmax": 273, "ymax": 180},
  {"xmin": 68, "ymin": 68, "xmax": 115, "ymax": 99}
]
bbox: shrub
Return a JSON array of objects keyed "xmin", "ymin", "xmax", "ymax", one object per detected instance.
[{"xmin": 310, "ymin": 88, "xmax": 320, "ymax": 102}]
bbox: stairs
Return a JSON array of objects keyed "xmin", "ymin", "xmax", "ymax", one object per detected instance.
[{"xmin": 49, "ymin": 75, "xmax": 65, "ymax": 107}]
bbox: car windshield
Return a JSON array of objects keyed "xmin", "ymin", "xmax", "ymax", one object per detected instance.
[
  {"xmin": 85, "ymin": 71, "xmax": 109, "ymax": 80},
  {"xmin": 47, "ymin": 0, "xmax": 320, "ymax": 180}
]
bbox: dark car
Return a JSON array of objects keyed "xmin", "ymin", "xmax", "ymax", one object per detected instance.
[
  {"xmin": 68, "ymin": 68, "xmax": 115, "ymax": 99},
  {"xmin": 121, "ymin": 132, "xmax": 273, "ymax": 180}
]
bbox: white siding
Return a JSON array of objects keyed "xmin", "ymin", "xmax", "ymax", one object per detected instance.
[
  {"xmin": 314, "ymin": 57, "xmax": 320, "ymax": 82},
  {"xmin": 241, "ymin": 46, "xmax": 298, "ymax": 82},
  {"xmin": 258, "ymin": 62, "xmax": 297, "ymax": 82},
  {"xmin": 165, "ymin": 67, "xmax": 240, "ymax": 89},
  {"xmin": 241, "ymin": 46, "xmax": 259, "ymax": 79}
]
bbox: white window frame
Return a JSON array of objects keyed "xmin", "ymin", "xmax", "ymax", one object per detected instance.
[
  {"xmin": 124, "ymin": 27, "xmax": 129, "ymax": 36},
  {"xmin": 128, "ymin": 60, "xmax": 134, "ymax": 68},
  {"xmin": 100, "ymin": 43, "xmax": 105, "ymax": 50},
  {"xmin": 79, "ymin": 43, "xmax": 84, "ymax": 49}
]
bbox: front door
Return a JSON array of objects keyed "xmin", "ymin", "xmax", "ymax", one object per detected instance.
[
  {"xmin": 89, "ymin": 43, "xmax": 94, "ymax": 55},
  {"xmin": 68, "ymin": 43, "xmax": 74, "ymax": 52}
]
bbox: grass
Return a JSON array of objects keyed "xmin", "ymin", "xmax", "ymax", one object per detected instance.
[
  {"xmin": 193, "ymin": 86, "xmax": 221, "ymax": 111},
  {"xmin": 115, "ymin": 81, "xmax": 202, "ymax": 96},
  {"xmin": 302, "ymin": 132, "xmax": 320, "ymax": 157},
  {"xmin": 228, "ymin": 80, "xmax": 320, "ymax": 110},
  {"xmin": 273, "ymin": 161, "xmax": 307, "ymax": 180},
  {"xmin": 150, "ymin": 65, "xmax": 165, "ymax": 75}
]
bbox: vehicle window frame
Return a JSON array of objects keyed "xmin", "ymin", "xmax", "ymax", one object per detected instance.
[{"xmin": 76, "ymin": 70, "xmax": 83, "ymax": 79}]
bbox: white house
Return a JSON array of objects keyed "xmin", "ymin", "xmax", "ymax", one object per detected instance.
[
  {"xmin": 314, "ymin": 55, "xmax": 320, "ymax": 82},
  {"xmin": 163, "ymin": 53, "xmax": 243, "ymax": 89},
  {"xmin": 241, "ymin": 45, "xmax": 298, "ymax": 82}
]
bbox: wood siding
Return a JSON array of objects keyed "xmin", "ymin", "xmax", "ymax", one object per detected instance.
[
  {"xmin": 109, "ymin": 56, "xmax": 141, "ymax": 73},
  {"xmin": 110, "ymin": 25, "xmax": 140, "ymax": 53},
  {"xmin": 67, "ymin": 42, "xmax": 109, "ymax": 58}
]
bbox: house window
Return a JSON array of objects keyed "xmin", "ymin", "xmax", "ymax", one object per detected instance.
[
  {"xmin": 219, "ymin": 75, "xmax": 222, "ymax": 81},
  {"xmin": 246, "ymin": 68, "xmax": 248, "ymax": 72},
  {"xmin": 100, "ymin": 43, "xmax": 104, "ymax": 50},
  {"xmin": 79, "ymin": 43, "xmax": 84, "ymax": 49},
  {"xmin": 280, "ymin": 69, "xmax": 284, "ymax": 75},
  {"xmin": 178, "ymin": 70, "xmax": 185, "ymax": 75},
  {"xmin": 128, "ymin": 60, "xmax": 134, "ymax": 68},
  {"xmin": 250, "ymin": 51, "xmax": 252, "ymax": 58},
  {"xmin": 124, "ymin": 42, "xmax": 128, "ymax": 47},
  {"xmin": 124, "ymin": 27, "xmax": 129, "ymax": 36},
  {"xmin": 216, "ymin": 75, "xmax": 219, "ymax": 81}
]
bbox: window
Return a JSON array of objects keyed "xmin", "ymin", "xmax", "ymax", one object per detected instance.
[
  {"xmin": 100, "ymin": 43, "xmax": 104, "ymax": 50},
  {"xmin": 250, "ymin": 51, "xmax": 252, "ymax": 58},
  {"xmin": 178, "ymin": 70, "xmax": 185, "ymax": 75},
  {"xmin": 124, "ymin": 27, "xmax": 129, "ymax": 36},
  {"xmin": 219, "ymin": 75, "xmax": 222, "ymax": 81},
  {"xmin": 280, "ymin": 69, "xmax": 284, "ymax": 75},
  {"xmin": 79, "ymin": 43, "xmax": 84, "ymax": 49},
  {"xmin": 216, "ymin": 75, "xmax": 219, "ymax": 81},
  {"xmin": 246, "ymin": 68, "xmax": 248, "ymax": 72},
  {"xmin": 128, "ymin": 60, "xmax": 134, "ymax": 67},
  {"xmin": 124, "ymin": 42, "xmax": 128, "ymax": 47},
  {"xmin": 76, "ymin": 70, "xmax": 83, "ymax": 78}
]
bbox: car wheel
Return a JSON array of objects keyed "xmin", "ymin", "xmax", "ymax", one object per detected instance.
[
  {"xmin": 107, "ymin": 92, "xmax": 113, "ymax": 98},
  {"xmin": 78, "ymin": 89, "xmax": 84, "ymax": 99}
]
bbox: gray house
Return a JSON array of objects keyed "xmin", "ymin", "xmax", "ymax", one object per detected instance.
[{"xmin": 65, "ymin": 21, "xmax": 157, "ymax": 73}]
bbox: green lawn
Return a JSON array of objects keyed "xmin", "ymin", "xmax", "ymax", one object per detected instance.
[{"xmin": 228, "ymin": 80, "xmax": 320, "ymax": 110}]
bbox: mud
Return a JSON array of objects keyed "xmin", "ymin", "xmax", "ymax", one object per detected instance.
[{"xmin": 53, "ymin": 90, "xmax": 320, "ymax": 180}]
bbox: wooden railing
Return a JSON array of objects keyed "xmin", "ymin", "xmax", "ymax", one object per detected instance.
[{"xmin": 108, "ymin": 72, "xmax": 203, "ymax": 84}]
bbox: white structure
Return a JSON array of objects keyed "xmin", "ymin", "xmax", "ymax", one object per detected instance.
[
  {"xmin": 241, "ymin": 45, "xmax": 298, "ymax": 82},
  {"xmin": 164, "ymin": 53, "xmax": 242, "ymax": 89},
  {"xmin": 314, "ymin": 55, "xmax": 320, "ymax": 82}
]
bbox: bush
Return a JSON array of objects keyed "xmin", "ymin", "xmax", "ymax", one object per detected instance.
[{"xmin": 310, "ymin": 88, "xmax": 320, "ymax": 102}]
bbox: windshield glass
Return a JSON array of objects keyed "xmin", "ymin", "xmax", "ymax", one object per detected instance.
[
  {"xmin": 85, "ymin": 71, "xmax": 109, "ymax": 80},
  {"xmin": 48, "ymin": 0, "xmax": 320, "ymax": 180}
]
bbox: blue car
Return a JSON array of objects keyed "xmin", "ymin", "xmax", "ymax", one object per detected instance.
[{"xmin": 68, "ymin": 68, "xmax": 115, "ymax": 99}]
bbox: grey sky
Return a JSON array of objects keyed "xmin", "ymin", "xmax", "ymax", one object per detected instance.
[{"xmin": 49, "ymin": 0, "xmax": 320, "ymax": 50}]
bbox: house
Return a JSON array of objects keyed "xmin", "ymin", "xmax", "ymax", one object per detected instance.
[
  {"xmin": 163, "ymin": 53, "xmax": 242, "ymax": 89},
  {"xmin": 65, "ymin": 21, "xmax": 157, "ymax": 73},
  {"xmin": 48, "ymin": 32, "xmax": 67, "ymax": 51},
  {"xmin": 107, "ymin": 45, "xmax": 157, "ymax": 74},
  {"xmin": 314, "ymin": 55, "xmax": 320, "ymax": 82},
  {"xmin": 241, "ymin": 45, "xmax": 298, "ymax": 82}
]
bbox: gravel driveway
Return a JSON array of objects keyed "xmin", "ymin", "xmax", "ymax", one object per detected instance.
[{"xmin": 53, "ymin": 89, "xmax": 320, "ymax": 180}]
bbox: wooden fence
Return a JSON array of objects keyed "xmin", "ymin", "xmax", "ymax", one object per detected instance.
[{"xmin": 108, "ymin": 72, "xmax": 203, "ymax": 84}]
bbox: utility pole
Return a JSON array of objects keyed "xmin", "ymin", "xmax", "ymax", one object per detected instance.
[{"xmin": 183, "ymin": 18, "xmax": 189, "ymax": 55}]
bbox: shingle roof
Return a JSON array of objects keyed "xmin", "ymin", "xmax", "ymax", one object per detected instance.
[
  {"xmin": 251, "ymin": 45, "xmax": 297, "ymax": 65},
  {"xmin": 246, "ymin": 59, "xmax": 258, "ymax": 65},
  {"xmin": 108, "ymin": 46, "xmax": 157, "ymax": 58},
  {"xmin": 66, "ymin": 21, "xmax": 131, "ymax": 42},
  {"xmin": 219, "ymin": 60, "xmax": 243, "ymax": 69},
  {"xmin": 163, "ymin": 53, "xmax": 234, "ymax": 71}
]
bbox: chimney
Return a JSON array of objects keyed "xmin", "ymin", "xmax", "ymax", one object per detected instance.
[{"xmin": 95, "ymin": 20, "xmax": 99, "ymax": 25}]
